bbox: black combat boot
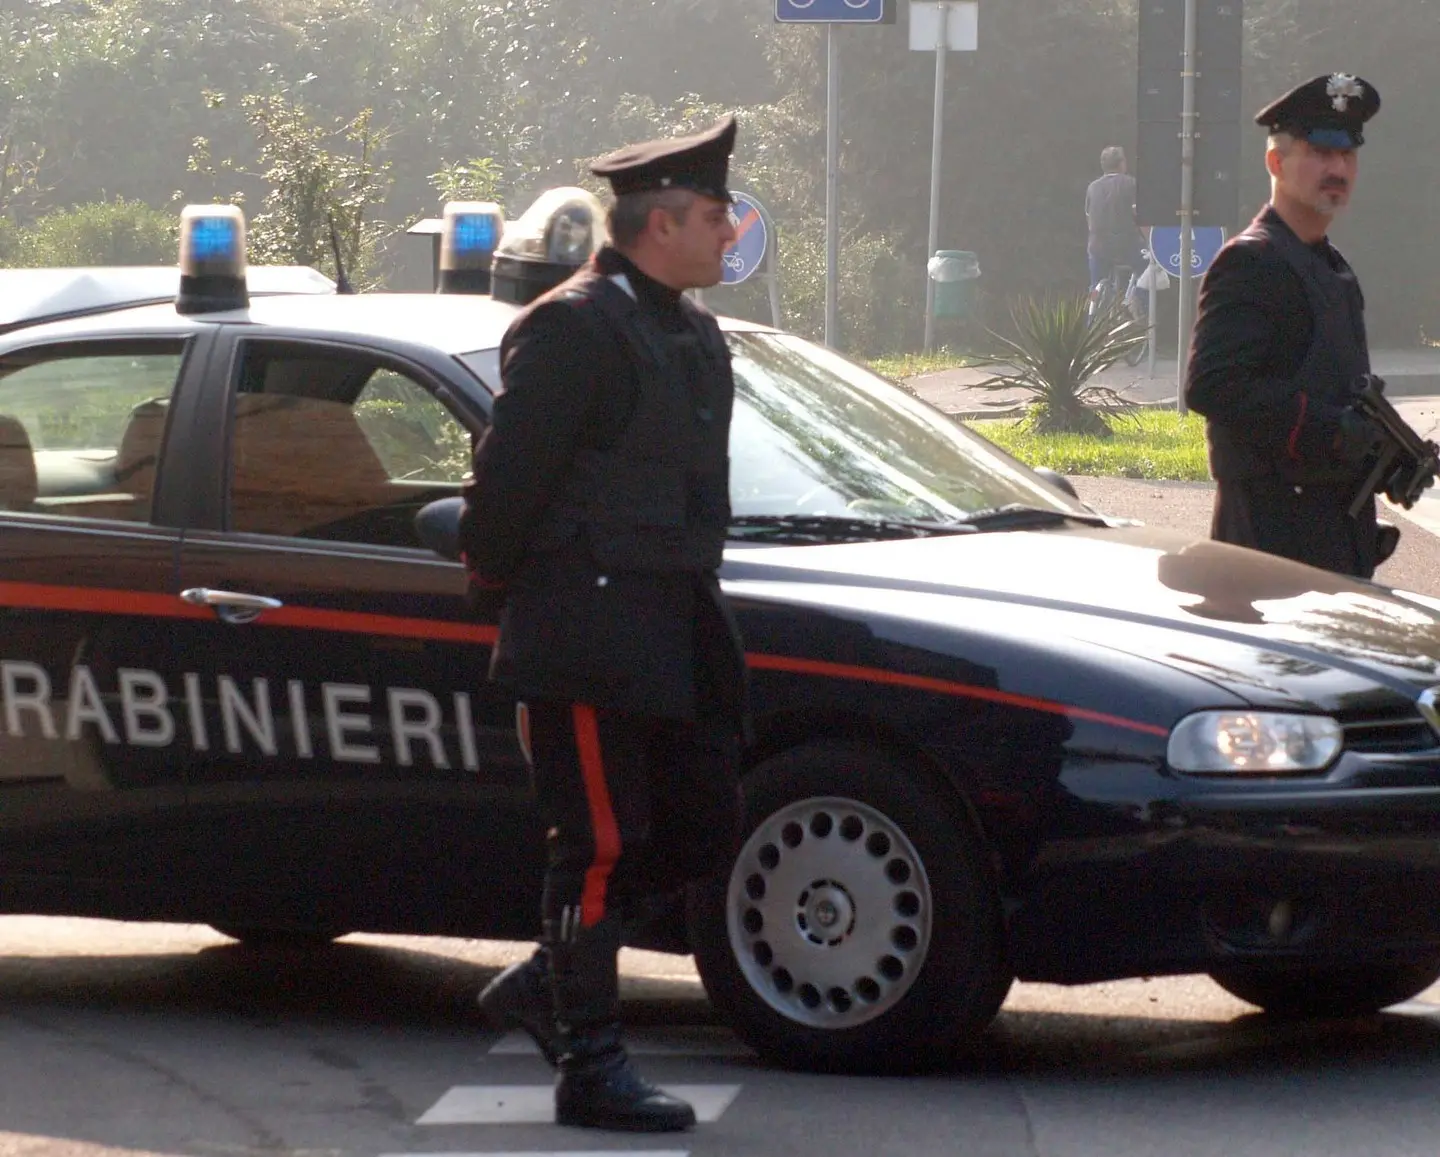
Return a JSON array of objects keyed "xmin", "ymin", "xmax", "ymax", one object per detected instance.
[
  {"xmin": 555, "ymin": 1023, "xmax": 696, "ymax": 1133},
  {"xmin": 548, "ymin": 913, "xmax": 696, "ymax": 1133},
  {"xmin": 476, "ymin": 945, "xmax": 561, "ymax": 1067}
]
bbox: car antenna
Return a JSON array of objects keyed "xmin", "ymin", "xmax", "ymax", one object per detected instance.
[{"xmin": 327, "ymin": 214, "xmax": 356, "ymax": 294}]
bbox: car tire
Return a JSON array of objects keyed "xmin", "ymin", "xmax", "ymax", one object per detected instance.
[
  {"xmin": 686, "ymin": 740, "xmax": 1012, "ymax": 1074},
  {"xmin": 1209, "ymin": 959, "xmax": 1440, "ymax": 1018},
  {"xmin": 211, "ymin": 925, "xmax": 347, "ymax": 949}
]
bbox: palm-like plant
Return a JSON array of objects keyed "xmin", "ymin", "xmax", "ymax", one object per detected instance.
[{"xmin": 972, "ymin": 292, "xmax": 1148, "ymax": 437}]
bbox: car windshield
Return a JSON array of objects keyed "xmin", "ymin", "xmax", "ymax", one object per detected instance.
[{"xmin": 460, "ymin": 330, "xmax": 1083, "ymax": 524}]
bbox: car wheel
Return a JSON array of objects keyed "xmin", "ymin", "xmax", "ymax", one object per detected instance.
[
  {"xmin": 687, "ymin": 740, "xmax": 1012, "ymax": 1074},
  {"xmin": 211, "ymin": 925, "xmax": 347, "ymax": 949},
  {"xmin": 1209, "ymin": 959, "xmax": 1440, "ymax": 1017}
]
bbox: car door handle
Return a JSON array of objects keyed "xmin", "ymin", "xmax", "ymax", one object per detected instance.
[{"xmin": 180, "ymin": 587, "xmax": 284, "ymax": 624}]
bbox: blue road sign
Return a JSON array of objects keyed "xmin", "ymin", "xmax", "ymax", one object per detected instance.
[
  {"xmin": 1147, "ymin": 226, "xmax": 1227, "ymax": 279},
  {"xmin": 722, "ymin": 193, "xmax": 770, "ymax": 286},
  {"xmin": 776, "ymin": 0, "xmax": 887, "ymax": 23}
]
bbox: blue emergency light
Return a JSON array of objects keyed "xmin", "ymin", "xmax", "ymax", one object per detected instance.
[
  {"xmin": 188, "ymin": 216, "xmax": 241, "ymax": 263},
  {"xmin": 437, "ymin": 201, "xmax": 506, "ymax": 295},
  {"xmin": 176, "ymin": 204, "xmax": 249, "ymax": 314}
]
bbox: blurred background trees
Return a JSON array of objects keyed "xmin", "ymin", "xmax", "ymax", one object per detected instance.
[{"xmin": 1, "ymin": 0, "xmax": 1435, "ymax": 353}]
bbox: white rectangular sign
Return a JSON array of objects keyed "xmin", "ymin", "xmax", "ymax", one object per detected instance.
[{"xmin": 909, "ymin": 0, "xmax": 978, "ymax": 51}]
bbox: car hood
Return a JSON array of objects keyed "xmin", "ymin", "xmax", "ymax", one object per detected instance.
[{"xmin": 722, "ymin": 521, "xmax": 1440, "ymax": 707}]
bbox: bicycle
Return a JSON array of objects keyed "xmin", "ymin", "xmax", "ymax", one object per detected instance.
[{"xmin": 1087, "ymin": 259, "xmax": 1150, "ymax": 367}]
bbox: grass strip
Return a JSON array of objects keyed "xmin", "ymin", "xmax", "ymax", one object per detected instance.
[
  {"xmin": 964, "ymin": 409, "xmax": 1212, "ymax": 481},
  {"xmin": 867, "ymin": 349, "xmax": 974, "ymax": 381}
]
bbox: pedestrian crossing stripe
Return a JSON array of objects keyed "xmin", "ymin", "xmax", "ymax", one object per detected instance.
[
  {"xmin": 416, "ymin": 1085, "xmax": 742, "ymax": 1125},
  {"xmin": 487, "ymin": 1027, "xmax": 753, "ymax": 1058}
]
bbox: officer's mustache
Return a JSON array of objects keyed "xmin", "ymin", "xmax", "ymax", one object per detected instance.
[{"xmin": 1321, "ymin": 178, "xmax": 1350, "ymax": 191}]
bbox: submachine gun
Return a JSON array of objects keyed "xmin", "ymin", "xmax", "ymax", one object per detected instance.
[{"xmin": 1348, "ymin": 375, "xmax": 1440, "ymax": 517}]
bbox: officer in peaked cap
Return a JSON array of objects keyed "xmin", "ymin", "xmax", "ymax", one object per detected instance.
[
  {"xmin": 459, "ymin": 116, "xmax": 746, "ymax": 1133},
  {"xmin": 1254, "ymin": 72, "xmax": 1381, "ymax": 150},
  {"xmin": 591, "ymin": 114, "xmax": 738, "ymax": 201},
  {"xmin": 1183, "ymin": 75, "xmax": 1414, "ymax": 579}
]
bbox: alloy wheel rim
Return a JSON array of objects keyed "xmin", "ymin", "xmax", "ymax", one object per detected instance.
[{"xmin": 726, "ymin": 795, "xmax": 933, "ymax": 1029}]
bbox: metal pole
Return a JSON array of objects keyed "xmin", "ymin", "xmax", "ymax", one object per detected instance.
[
  {"xmin": 923, "ymin": 1, "xmax": 949, "ymax": 354},
  {"xmin": 767, "ymin": 271, "xmax": 783, "ymax": 329},
  {"xmin": 1175, "ymin": 0, "xmax": 1197, "ymax": 412},
  {"xmin": 825, "ymin": 23, "xmax": 840, "ymax": 349},
  {"xmin": 1147, "ymin": 253, "xmax": 1158, "ymax": 378},
  {"xmin": 757, "ymin": 197, "xmax": 783, "ymax": 328}
]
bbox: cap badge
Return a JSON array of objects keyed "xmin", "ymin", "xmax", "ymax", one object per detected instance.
[{"xmin": 1327, "ymin": 73, "xmax": 1364, "ymax": 112}]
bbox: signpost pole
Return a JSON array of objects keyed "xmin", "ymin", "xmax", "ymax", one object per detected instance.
[
  {"xmin": 1147, "ymin": 242, "xmax": 1158, "ymax": 378},
  {"xmin": 759, "ymin": 199, "xmax": 784, "ymax": 328},
  {"xmin": 825, "ymin": 22, "xmax": 840, "ymax": 349},
  {"xmin": 1175, "ymin": 0, "xmax": 1197, "ymax": 414},
  {"xmin": 922, "ymin": 1, "xmax": 948, "ymax": 355}
]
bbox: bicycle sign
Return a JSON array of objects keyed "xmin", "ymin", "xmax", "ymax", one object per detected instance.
[
  {"xmin": 1147, "ymin": 226, "xmax": 1227, "ymax": 279},
  {"xmin": 721, "ymin": 193, "xmax": 770, "ymax": 286},
  {"xmin": 775, "ymin": 0, "xmax": 888, "ymax": 23}
]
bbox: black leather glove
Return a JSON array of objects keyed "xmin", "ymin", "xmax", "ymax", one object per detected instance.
[
  {"xmin": 1383, "ymin": 462, "xmax": 1439, "ymax": 507},
  {"xmin": 1333, "ymin": 407, "xmax": 1386, "ymax": 465},
  {"xmin": 1351, "ymin": 372, "xmax": 1388, "ymax": 397}
]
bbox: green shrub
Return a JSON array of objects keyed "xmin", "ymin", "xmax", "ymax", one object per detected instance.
[{"xmin": 12, "ymin": 198, "xmax": 178, "ymax": 267}]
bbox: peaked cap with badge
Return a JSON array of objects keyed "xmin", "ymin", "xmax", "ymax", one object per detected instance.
[
  {"xmin": 590, "ymin": 114, "xmax": 738, "ymax": 202},
  {"xmin": 1254, "ymin": 73, "xmax": 1381, "ymax": 149}
]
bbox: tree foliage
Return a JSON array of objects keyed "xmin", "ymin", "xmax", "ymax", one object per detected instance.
[
  {"xmin": 8, "ymin": 197, "xmax": 177, "ymax": 267},
  {"xmin": 0, "ymin": 0, "xmax": 1437, "ymax": 349},
  {"xmin": 191, "ymin": 92, "xmax": 391, "ymax": 286}
]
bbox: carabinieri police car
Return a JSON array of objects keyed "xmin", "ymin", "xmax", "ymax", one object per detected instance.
[{"xmin": 7, "ymin": 193, "xmax": 1440, "ymax": 1075}]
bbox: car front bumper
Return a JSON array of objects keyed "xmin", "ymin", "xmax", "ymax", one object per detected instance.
[{"xmin": 1003, "ymin": 756, "xmax": 1440, "ymax": 984}]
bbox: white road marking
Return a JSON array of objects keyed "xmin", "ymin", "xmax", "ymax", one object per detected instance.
[
  {"xmin": 416, "ymin": 1084, "xmax": 741, "ymax": 1125},
  {"xmin": 487, "ymin": 1027, "xmax": 753, "ymax": 1058}
]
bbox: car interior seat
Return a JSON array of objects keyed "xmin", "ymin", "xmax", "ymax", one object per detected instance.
[
  {"xmin": 229, "ymin": 393, "xmax": 397, "ymax": 537},
  {"xmin": 113, "ymin": 397, "xmax": 172, "ymax": 520},
  {"xmin": 0, "ymin": 415, "xmax": 38, "ymax": 513}
]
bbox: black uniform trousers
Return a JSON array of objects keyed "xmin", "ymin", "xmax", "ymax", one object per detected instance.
[
  {"xmin": 515, "ymin": 584, "xmax": 743, "ymax": 1030},
  {"xmin": 1212, "ymin": 476, "xmax": 1379, "ymax": 579}
]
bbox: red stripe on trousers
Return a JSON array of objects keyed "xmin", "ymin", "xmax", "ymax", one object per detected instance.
[
  {"xmin": 573, "ymin": 705, "xmax": 622, "ymax": 928},
  {"xmin": 1287, "ymin": 391, "xmax": 1309, "ymax": 460}
]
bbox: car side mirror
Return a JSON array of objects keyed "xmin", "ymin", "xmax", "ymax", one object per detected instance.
[
  {"xmin": 415, "ymin": 496, "xmax": 465, "ymax": 561},
  {"xmin": 1032, "ymin": 466, "xmax": 1079, "ymax": 500}
]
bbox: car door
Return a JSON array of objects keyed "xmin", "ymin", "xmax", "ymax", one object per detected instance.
[
  {"xmin": 172, "ymin": 333, "xmax": 541, "ymax": 938},
  {"xmin": 0, "ymin": 334, "xmax": 214, "ymax": 913}
]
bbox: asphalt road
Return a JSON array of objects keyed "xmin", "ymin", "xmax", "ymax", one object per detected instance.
[
  {"xmin": 907, "ymin": 375, "xmax": 1440, "ymax": 599},
  {"xmin": 10, "ymin": 391, "xmax": 1440, "ymax": 1157},
  {"xmin": 1068, "ymin": 474, "xmax": 1440, "ymax": 598},
  {"xmin": 6, "ymin": 918, "xmax": 1440, "ymax": 1157}
]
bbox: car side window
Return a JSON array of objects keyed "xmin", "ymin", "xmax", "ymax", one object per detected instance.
[
  {"xmin": 227, "ymin": 343, "xmax": 471, "ymax": 548},
  {"xmin": 353, "ymin": 369, "xmax": 472, "ymax": 484},
  {"xmin": 0, "ymin": 342, "xmax": 185, "ymax": 523}
]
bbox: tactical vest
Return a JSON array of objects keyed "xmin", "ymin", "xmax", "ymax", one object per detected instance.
[
  {"xmin": 528, "ymin": 270, "xmax": 733, "ymax": 573},
  {"xmin": 1206, "ymin": 216, "xmax": 1370, "ymax": 484}
]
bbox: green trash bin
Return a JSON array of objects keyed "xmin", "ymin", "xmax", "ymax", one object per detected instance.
[{"xmin": 928, "ymin": 250, "xmax": 980, "ymax": 320}]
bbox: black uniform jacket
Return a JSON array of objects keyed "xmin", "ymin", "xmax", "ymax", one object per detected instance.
[
  {"xmin": 1185, "ymin": 205, "xmax": 1368, "ymax": 480},
  {"xmin": 459, "ymin": 247, "xmax": 747, "ymax": 722},
  {"xmin": 1183, "ymin": 205, "xmax": 1379, "ymax": 577}
]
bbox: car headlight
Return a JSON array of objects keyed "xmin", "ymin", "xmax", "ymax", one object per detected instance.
[{"xmin": 1168, "ymin": 711, "xmax": 1343, "ymax": 775}]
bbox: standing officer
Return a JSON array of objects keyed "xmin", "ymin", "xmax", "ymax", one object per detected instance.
[
  {"xmin": 1184, "ymin": 74, "xmax": 1391, "ymax": 578},
  {"xmin": 458, "ymin": 116, "xmax": 747, "ymax": 1134}
]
